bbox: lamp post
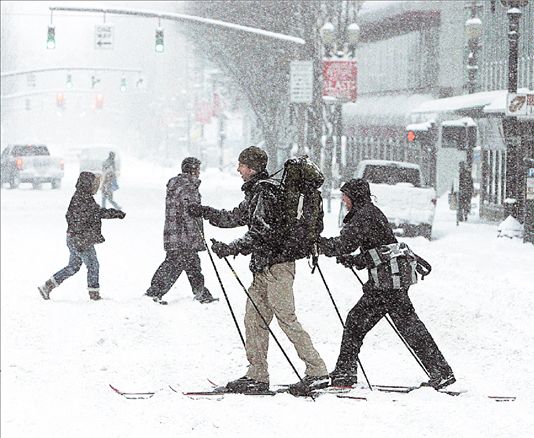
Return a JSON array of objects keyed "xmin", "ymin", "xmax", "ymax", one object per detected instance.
[
  {"xmin": 319, "ymin": 12, "xmax": 359, "ymax": 213},
  {"xmin": 501, "ymin": 0, "xmax": 529, "ymax": 220}
]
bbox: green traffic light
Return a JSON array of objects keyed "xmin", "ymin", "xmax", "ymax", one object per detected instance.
[
  {"xmin": 47, "ymin": 25, "xmax": 56, "ymax": 50},
  {"xmin": 155, "ymin": 27, "xmax": 164, "ymax": 53}
]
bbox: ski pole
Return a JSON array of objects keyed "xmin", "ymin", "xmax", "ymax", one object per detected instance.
[
  {"xmin": 349, "ymin": 266, "xmax": 431, "ymax": 378},
  {"xmin": 194, "ymin": 219, "xmax": 246, "ymax": 349},
  {"xmin": 222, "ymin": 257, "xmax": 305, "ymax": 384},
  {"xmin": 315, "ymin": 262, "xmax": 372, "ymax": 391}
]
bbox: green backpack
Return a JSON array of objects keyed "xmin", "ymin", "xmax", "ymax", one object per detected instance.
[{"xmin": 271, "ymin": 156, "xmax": 325, "ymax": 260}]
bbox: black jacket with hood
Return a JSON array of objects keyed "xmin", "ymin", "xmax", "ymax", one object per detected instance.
[{"xmin": 66, "ymin": 172, "xmax": 124, "ymax": 251}]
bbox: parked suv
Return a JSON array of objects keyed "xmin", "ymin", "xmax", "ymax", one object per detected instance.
[{"xmin": 1, "ymin": 144, "xmax": 64, "ymax": 189}]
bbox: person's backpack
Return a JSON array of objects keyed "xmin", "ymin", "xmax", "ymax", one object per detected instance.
[
  {"xmin": 362, "ymin": 242, "xmax": 432, "ymax": 290},
  {"xmin": 268, "ymin": 156, "xmax": 325, "ymax": 260}
]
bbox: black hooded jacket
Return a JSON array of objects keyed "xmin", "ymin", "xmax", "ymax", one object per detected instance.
[
  {"xmin": 319, "ymin": 198, "xmax": 397, "ymax": 257},
  {"xmin": 66, "ymin": 172, "xmax": 124, "ymax": 251}
]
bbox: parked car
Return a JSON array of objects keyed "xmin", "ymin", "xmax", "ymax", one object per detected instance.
[
  {"xmin": 1, "ymin": 144, "xmax": 64, "ymax": 189},
  {"xmin": 79, "ymin": 145, "xmax": 121, "ymax": 176},
  {"xmin": 338, "ymin": 159, "xmax": 436, "ymax": 239}
]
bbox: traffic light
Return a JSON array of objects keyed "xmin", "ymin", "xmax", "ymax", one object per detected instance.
[
  {"xmin": 66, "ymin": 74, "xmax": 73, "ymax": 89},
  {"xmin": 56, "ymin": 92, "xmax": 65, "ymax": 108},
  {"xmin": 120, "ymin": 77, "xmax": 127, "ymax": 93},
  {"xmin": 47, "ymin": 25, "xmax": 56, "ymax": 50},
  {"xmin": 95, "ymin": 93, "xmax": 104, "ymax": 109},
  {"xmin": 405, "ymin": 122, "xmax": 437, "ymax": 145},
  {"xmin": 155, "ymin": 27, "xmax": 164, "ymax": 53},
  {"xmin": 407, "ymin": 130, "xmax": 417, "ymax": 143},
  {"xmin": 25, "ymin": 98, "xmax": 31, "ymax": 111}
]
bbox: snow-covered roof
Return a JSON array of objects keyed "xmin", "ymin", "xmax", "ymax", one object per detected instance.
[
  {"xmin": 405, "ymin": 120, "xmax": 435, "ymax": 131},
  {"xmin": 343, "ymin": 93, "xmax": 433, "ymax": 127},
  {"xmin": 442, "ymin": 117, "xmax": 477, "ymax": 128},
  {"xmin": 411, "ymin": 88, "xmax": 533, "ymax": 116}
]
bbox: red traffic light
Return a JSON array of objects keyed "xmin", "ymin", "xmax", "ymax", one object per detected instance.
[
  {"xmin": 407, "ymin": 130, "xmax": 416, "ymax": 142},
  {"xmin": 95, "ymin": 93, "xmax": 104, "ymax": 109},
  {"xmin": 56, "ymin": 92, "xmax": 65, "ymax": 108}
]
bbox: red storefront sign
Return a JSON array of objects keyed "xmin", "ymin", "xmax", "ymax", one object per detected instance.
[{"xmin": 322, "ymin": 60, "xmax": 358, "ymax": 102}]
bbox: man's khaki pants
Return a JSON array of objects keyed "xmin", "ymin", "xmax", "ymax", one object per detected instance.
[{"xmin": 244, "ymin": 261, "xmax": 327, "ymax": 383}]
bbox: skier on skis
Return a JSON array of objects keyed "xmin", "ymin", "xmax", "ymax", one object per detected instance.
[
  {"xmin": 318, "ymin": 178, "xmax": 455, "ymax": 390},
  {"xmin": 188, "ymin": 146, "xmax": 329, "ymax": 395}
]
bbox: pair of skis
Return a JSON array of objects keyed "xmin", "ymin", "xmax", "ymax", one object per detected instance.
[{"xmin": 110, "ymin": 382, "xmax": 516, "ymax": 402}]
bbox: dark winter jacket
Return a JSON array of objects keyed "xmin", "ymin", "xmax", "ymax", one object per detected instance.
[
  {"xmin": 163, "ymin": 173, "xmax": 205, "ymax": 252},
  {"xmin": 205, "ymin": 170, "xmax": 294, "ymax": 273},
  {"xmin": 66, "ymin": 172, "xmax": 124, "ymax": 251},
  {"xmin": 319, "ymin": 199, "xmax": 397, "ymax": 260}
]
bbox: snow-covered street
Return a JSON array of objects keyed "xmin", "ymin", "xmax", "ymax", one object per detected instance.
[{"xmin": 1, "ymin": 157, "xmax": 533, "ymax": 438}]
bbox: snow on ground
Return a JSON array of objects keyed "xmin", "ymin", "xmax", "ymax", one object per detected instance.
[{"xmin": 1, "ymin": 155, "xmax": 533, "ymax": 438}]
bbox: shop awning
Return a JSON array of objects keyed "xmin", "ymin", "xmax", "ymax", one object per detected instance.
[{"xmin": 343, "ymin": 93, "xmax": 433, "ymax": 128}]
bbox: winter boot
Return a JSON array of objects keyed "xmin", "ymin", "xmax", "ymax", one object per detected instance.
[
  {"xmin": 153, "ymin": 296, "xmax": 168, "ymax": 305},
  {"xmin": 225, "ymin": 376, "xmax": 269, "ymax": 393},
  {"xmin": 422, "ymin": 372, "xmax": 456, "ymax": 390},
  {"xmin": 194, "ymin": 288, "xmax": 218, "ymax": 304},
  {"xmin": 88, "ymin": 288, "xmax": 102, "ymax": 301},
  {"xmin": 38, "ymin": 277, "xmax": 58, "ymax": 300},
  {"xmin": 330, "ymin": 371, "xmax": 358, "ymax": 388},
  {"xmin": 288, "ymin": 375, "xmax": 330, "ymax": 396}
]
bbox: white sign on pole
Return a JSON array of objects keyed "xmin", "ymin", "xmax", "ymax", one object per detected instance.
[
  {"xmin": 95, "ymin": 24, "xmax": 114, "ymax": 50},
  {"xmin": 290, "ymin": 61, "xmax": 313, "ymax": 104},
  {"xmin": 506, "ymin": 92, "xmax": 534, "ymax": 118}
]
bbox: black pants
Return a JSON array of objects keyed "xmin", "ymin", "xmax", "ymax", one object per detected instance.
[
  {"xmin": 147, "ymin": 250, "xmax": 206, "ymax": 299},
  {"xmin": 335, "ymin": 285, "xmax": 453, "ymax": 379}
]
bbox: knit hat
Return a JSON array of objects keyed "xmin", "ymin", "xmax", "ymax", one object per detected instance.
[
  {"xmin": 181, "ymin": 157, "xmax": 201, "ymax": 174},
  {"xmin": 340, "ymin": 178, "xmax": 371, "ymax": 203},
  {"xmin": 238, "ymin": 146, "xmax": 268, "ymax": 172}
]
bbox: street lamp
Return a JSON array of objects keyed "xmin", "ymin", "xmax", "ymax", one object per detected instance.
[
  {"xmin": 319, "ymin": 15, "xmax": 360, "ymax": 212},
  {"xmin": 465, "ymin": 7, "xmax": 482, "ymax": 94},
  {"xmin": 501, "ymin": 0, "xmax": 529, "ymax": 220}
]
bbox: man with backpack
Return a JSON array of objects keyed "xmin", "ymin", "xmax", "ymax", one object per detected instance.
[
  {"xmin": 145, "ymin": 157, "xmax": 216, "ymax": 305},
  {"xmin": 188, "ymin": 146, "xmax": 328, "ymax": 395},
  {"xmin": 318, "ymin": 178, "xmax": 455, "ymax": 390}
]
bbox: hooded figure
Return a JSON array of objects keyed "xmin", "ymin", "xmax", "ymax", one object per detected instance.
[
  {"xmin": 38, "ymin": 172, "xmax": 126, "ymax": 301},
  {"xmin": 318, "ymin": 178, "xmax": 455, "ymax": 390}
]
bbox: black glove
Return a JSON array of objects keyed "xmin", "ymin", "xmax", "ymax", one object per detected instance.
[
  {"xmin": 117, "ymin": 210, "xmax": 126, "ymax": 219},
  {"xmin": 210, "ymin": 238, "xmax": 236, "ymax": 259},
  {"xmin": 336, "ymin": 254, "xmax": 357, "ymax": 268},
  {"xmin": 107, "ymin": 208, "xmax": 126, "ymax": 219},
  {"xmin": 187, "ymin": 204, "xmax": 204, "ymax": 218}
]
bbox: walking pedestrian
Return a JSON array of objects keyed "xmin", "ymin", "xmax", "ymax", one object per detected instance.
[
  {"xmin": 101, "ymin": 151, "xmax": 120, "ymax": 209},
  {"xmin": 145, "ymin": 157, "xmax": 216, "ymax": 305},
  {"xmin": 37, "ymin": 172, "xmax": 126, "ymax": 301},
  {"xmin": 188, "ymin": 146, "xmax": 329, "ymax": 394},
  {"xmin": 318, "ymin": 178, "xmax": 455, "ymax": 389}
]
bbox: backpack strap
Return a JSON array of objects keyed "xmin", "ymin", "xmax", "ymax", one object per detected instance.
[{"xmin": 414, "ymin": 254, "xmax": 432, "ymax": 280}]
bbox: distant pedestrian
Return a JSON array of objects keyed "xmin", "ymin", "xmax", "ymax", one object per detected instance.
[
  {"xmin": 145, "ymin": 157, "xmax": 216, "ymax": 305},
  {"xmin": 38, "ymin": 172, "xmax": 126, "ymax": 301},
  {"xmin": 319, "ymin": 178, "xmax": 455, "ymax": 390},
  {"xmin": 457, "ymin": 161, "xmax": 473, "ymax": 223},
  {"xmin": 101, "ymin": 151, "xmax": 120, "ymax": 209}
]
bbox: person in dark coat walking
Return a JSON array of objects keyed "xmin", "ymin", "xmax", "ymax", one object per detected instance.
[
  {"xmin": 101, "ymin": 151, "xmax": 120, "ymax": 209},
  {"xmin": 457, "ymin": 161, "xmax": 473, "ymax": 223},
  {"xmin": 38, "ymin": 172, "xmax": 126, "ymax": 301},
  {"xmin": 319, "ymin": 178, "xmax": 455, "ymax": 390},
  {"xmin": 188, "ymin": 146, "xmax": 328, "ymax": 395},
  {"xmin": 145, "ymin": 157, "xmax": 216, "ymax": 305}
]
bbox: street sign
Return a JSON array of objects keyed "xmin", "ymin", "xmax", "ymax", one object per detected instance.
[
  {"xmin": 506, "ymin": 92, "xmax": 534, "ymax": 118},
  {"xmin": 323, "ymin": 60, "xmax": 357, "ymax": 103},
  {"xmin": 95, "ymin": 24, "xmax": 114, "ymax": 50},
  {"xmin": 290, "ymin": 61, "xmax": 313, "ymax": 104}
]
